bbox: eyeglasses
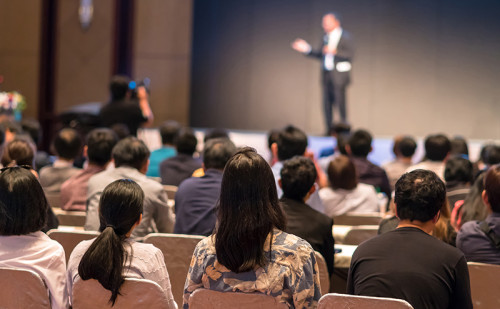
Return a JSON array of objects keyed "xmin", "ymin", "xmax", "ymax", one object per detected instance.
[{"xmin": 0, "ymin": 165, "xmax": 34, "ymax": 173}]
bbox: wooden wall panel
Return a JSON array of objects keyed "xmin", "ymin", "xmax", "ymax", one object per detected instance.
[
  {"xmin": 54, "ymin": 0, "xmax": 114, "ymax": 113},
  {"xmin": 0, "ymin": 0, "xmax": 42, "ymax": 119},
  {"xmin": 133, "ymin": 0, "xmax": 193, "ymax": 126}
]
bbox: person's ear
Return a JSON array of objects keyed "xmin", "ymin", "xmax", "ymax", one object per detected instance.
[
  {"xmin": 83, "ymin": 145, "xmax": 88, "ymax": 158},
  {"xmin": 308, "ymin": 183, "xmax": 316, "ymax": 195},
  {"xmin": 482, "ymin": 190, "xmax": 492, "ymax": 212},
  {"xmin": 278, "ymin": 178, "xmax": 283, "ymax": 189},
  {"xmin": 345, "ymin": 144, "xmax": 352, "ymax": 155},
  {"xmin": 271, "ymin": 143, "xmax": 278, "ymax": 159},
  {"xmin": 432, "ymin": 210, "xmax": 441, "ymax": 224},
  {"xmin": 394, "ymin": 203, "xmax": 399, "ymax": 219}
]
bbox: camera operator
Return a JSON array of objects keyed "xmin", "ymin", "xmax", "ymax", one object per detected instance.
[{"xmin": 99, "ymin": 75, "xmax": 154, "ymax": 137}]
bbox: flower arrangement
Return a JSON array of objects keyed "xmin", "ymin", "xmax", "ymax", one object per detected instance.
[{"xmin": 0, "ymin": 91, "xmax": 26, "ymax": 114}]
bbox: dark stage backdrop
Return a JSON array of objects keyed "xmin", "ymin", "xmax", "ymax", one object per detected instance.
[{"xmin": 190, "ymin": 0, "xmax": 500, "ymax": 139}]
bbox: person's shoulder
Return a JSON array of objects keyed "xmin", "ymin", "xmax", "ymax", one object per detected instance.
[
  {"xmin": 273, "ymin": 230, "xmax": 315, "ymax": 254},
  {"xmin": 457, "ymin": 220, "xmax": 481, "ymax": 237}
]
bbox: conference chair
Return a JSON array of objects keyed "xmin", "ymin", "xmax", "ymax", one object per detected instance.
[
  {"xmin": 44, "ymin": 191, "xmax": 61, "ymax": 208},
  {"xmin": 342, "ymin": 225, "xmax": 379, "ymax": 245},
  {"xmin": 0, "ymin": 267, "xmax": 51, "ymax": 309},
  {"xmin": 314, "ymin": 251, "xmax": 330, "ymax": 294},
  {"xmin": 318, "ymin": 293, "xmax": 414, "ymax": 309},
  {"xmin": 47, "ymin": 229, "xmax": 100, "ymax": 262},
  {"xmin": 52, "ymin": 208, "xmax": 86, "ymax": 227},
  {"xmin": 144, "ymin": 233, "xmax": 205, "ymax": 306},
  {"xmin": 467, "ymin": 262, "xmax": 500, "ymax": 309},
  {"xmin": 163, "ymin": 185, "xmax": 178, "ymax": 200},
  {"xmin": 72, "ymin": 278, "xmax": 171, "ymax": 309},
  {"xmin": 334, "ymin": 212, "xmax": 383, "ymax": 226},
  {"xmin": 188, "ymin": 289, "xmax": 288, "ymax": 309}
]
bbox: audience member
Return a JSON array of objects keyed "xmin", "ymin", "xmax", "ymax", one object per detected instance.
[
  {"xmin": 382, "ymin": 135, "xmax": 416, "ymax": 190},
  {"xmin": 318, "ymin": 122, "xmax": 351, "ymax": 172},
  {"xmin": 407, "ymin": 133, "xmax": 450, "ymax": 180},
  {"xmin": 99, "ymin": 75, "xmax": 153, "ymax": 136},
  {"xmin": 347, "ymin": 169, "xmax": 472, "ymax": 309},
  {"xmin": 450, "ymin": 136, "xmax": 469, "ymax": 158},
  {"xmin": 271, "ymin": 125, "xmax": 326, "ymax": 212},
  {"xmin": 445, "ymin": 156, "xmax": 473, "ymax": 209},
  {"xmin": 319, "ymin": 155, "xmax": 379, "ymax": 217},
  {"xmin": 267, "ymin": 128, "xmax": 280, "ymax": 166},
  {"xmin": 85, "ymin": 137, "xmax": 174, "ymax": 238},
  {"xmin": 457, "ymin": 164, "xmax": 500, "ymax": 264},
  {"xmin": 174, "ymin": 138, "xmax": 236, "ymax": 236},
  {"xmin": 67, "ymin": 179, "xmax": 176, "ymax": 308},
  {"xmin": 0, "ymin": 167, "xmax": 67, "ymax": 309},
  {"xmin": 346, "ymin": 129, "xmax": 391, "ymax": 198},
  {"xmin": 146, "ymin": 120, "xmax": 180, "ymax": 177},
  {"xmin": 451, "ymin": 172, "xmax": 488, "ymax": 231},
  {"xmin": 160, "ymin": 128, "xmax": 201, "ymax": 186},
  {"xmin": 39, "ymin": 128, "xmax": 82, "ymax": 193},
  {"xmin": 183, "ymin": 148, "xmax": 321, "ymax": 308},
  {"xmin": 21, "ymin": 119, "xmax": 52, "ymax": 171},
  {"xmin": 60, "ymin": 128, "xmax": 118, "ymax": 211},
  {"xmin": 1, "ymin": 139, "xmax": 59, "ymax": 231},
  {"xmin": 203, "ymin": 128, "xmax": 229, "ymax": 142},
  {"xmin": 279, "ymin": 156, "xmax": 335, "ymax": 276}
]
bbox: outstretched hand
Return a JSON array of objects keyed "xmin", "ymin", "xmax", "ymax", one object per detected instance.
[{"xmin": 292, "ymin": 38, "xmax": 311, "ymax": 54}]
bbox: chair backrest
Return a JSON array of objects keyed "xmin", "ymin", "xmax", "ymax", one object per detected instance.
[
  {"xmin": 188, "ymin": 289, "xmax": 288, "ymax": 309},
  {"xmin": 343, "ymin": 225, "xmax": 379, "ymax": 245},
  {"xmin": 47, "ymin": 229, "xmax": 100, "ymax": 263},
  {"xmin": 53, "ymin": 208, "xmax": 87, "ymax": 227},
  {"xmin": 163, "ymin": 185, "xmax": 178, "ymax": 200},
  {"xmin": 467, "ymin": 262, "xmax": 500, "ymax": 309},
  {"xmin": 44, "ymin": 191, "xmax": 61, "ymax": 209},
  {"xmin": 334, "ymin": 213, "xmax": 383, "ymax": 226},
  {"xmin": 72, "ymin": 278, "xmax": 170, "ymax": 309},
  {"xmin": 318, "ymin": 293, "xmax": 414, "ymax": 309},
  {"xmin": 314, "ymin": 251, "xmax": 330, "ymax": 295},
  {"xmin": 0, "ymin": 267, "xmax": 51, "ymax": 309},
  {"xmin": 144, "ymin": 233, "xmax": 205, "ymax": 306}
]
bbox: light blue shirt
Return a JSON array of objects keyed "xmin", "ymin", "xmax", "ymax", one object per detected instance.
[{"xmin": 146, "ymin": 146, "xmax": 177, "ymax": 177}]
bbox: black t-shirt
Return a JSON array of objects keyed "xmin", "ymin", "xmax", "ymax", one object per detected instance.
[
  {"xmin": 347, "ymin": 227, "xmax": 472, "ymax": 309},
  {"xmin": 99, "ymin": 99, "xmax": 147, "ymax": 136}
]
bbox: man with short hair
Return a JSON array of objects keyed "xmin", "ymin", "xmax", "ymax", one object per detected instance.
[
  {"xmin": 348, "ymin": 169, "xmax": 472, "ymax": 309},
  {"xmin": 160, "ymin": 128, "xmax": 202, "ymax": 186},
  {"xmin": 279, "ymin": 156, "xmax": 335, "ymax": 276},
  {"xmin": 146, "ymin": 120, "xmax": 180, "ymax": 177},
  {"xmin": 99, "ymin": 75, "xmax": 153, "ymax": 136},
  {"xmin": 174, "ymin": 138, "xmax": 236, "ymax": 236},
  {"xmin": 347, "ymin": 129, "xmax": 391, "ymax": 198},
  {"xmin": 39, "ymin": 128, "xmax": 82, "ymax": 193},
  {"xmin": 60, "ymin": 128, "xmax": 118, "ymax": 211},
  {"xmin": 407, "ymin": 134, "xmax": 451, "ymax": 180},
  {"xmin": 271, "ymin": 125, "xmax": 326, "ymax": 212},
  {"xmin": 85, "ymin": 137, "xmax": 174, "ymax": 238},
  {"xmin": 383, "ymin": 135, "xmax": 417, "ymax": 191},
  {"xmin": 457, "ymin": 164, "xmax": 500, "ymax": 265}
]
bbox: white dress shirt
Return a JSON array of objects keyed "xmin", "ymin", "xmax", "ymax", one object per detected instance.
[
  {"xmin": 66, "ymin": 238, "xmax": 176, "ymax": 308},
  {"xmin": 0, "ymin": 231, "xmax": 68, "ymax": 309},
  {"xmin": 324, "ymin": 27, "xmax": 343, "ymax": 71},
  {"xmin": 319, "ymin": 183, "xmax": 380, "ymax": 217}
]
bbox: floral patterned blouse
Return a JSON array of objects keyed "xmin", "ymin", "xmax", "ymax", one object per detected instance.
[{"xmin": 183, "ymin": 229, "xmax": 321, "ymax": 308}]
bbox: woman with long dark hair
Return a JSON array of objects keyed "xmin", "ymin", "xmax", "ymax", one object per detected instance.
[
  {"xmin": 0, "ymin": 167, "xmax": 67, "ymax": 309},
  {"xmin": 66, "ymin": 179, "xmax": 176, "ymax": 308},
  {"xmin": 183, "ymin": 148, "xmax": 321, "ymax": 308}
]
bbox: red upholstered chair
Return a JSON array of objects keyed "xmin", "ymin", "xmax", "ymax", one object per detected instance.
[
  {"xmin": 47, "ymin": 229, "xmax": 100, "ymax": 263},
  {"xmin": 314, "ymin": 251, "xmax": 330, "ymax": 294},
  {"xmin": 467, "ymin": 262, "xmax": 500, "ymax": 309},
  {"xmin": 0, "ymin": 267, "xmax": 51, "ymax": 309},
  {"xmin": 188, "ymin": 289, "xmax": 288, "ymax": 309}
]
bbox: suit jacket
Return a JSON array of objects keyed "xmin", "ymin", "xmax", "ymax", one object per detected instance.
[
  {"xmin": 160, "ymin": 153, "xmax": 202, "ymax": 186},
  {"xmin": 85, "ymin": 166, "xmax": 175, "ymax": 238},
  {"xmin": 280, "ymin": 197, "xmax": 335, "ymax": 276},
  {"xmin": 308, "ymin": 29, "xmax": 354, "ymax": 86}
]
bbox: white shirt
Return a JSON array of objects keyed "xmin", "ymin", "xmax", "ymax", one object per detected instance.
[
  {"xmin": 66, "ymin": 238, "xmax": 176, "ymax": 308},
  {"xmin": 324, "ymin": 27, "xmax": 343, "ymax": 71},
  {"xmin": 406, "ymin": 161, "xmax": 445, "ymax": 181},
  {"xmin": 319, "ymin": 183, "xmax": 380, "ymax": 217},
  {"xmin": 0, "ymin": 232, "xmax": 68, "ymax": 309}
]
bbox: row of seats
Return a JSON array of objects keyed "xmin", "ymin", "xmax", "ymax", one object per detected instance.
[{"xmin": 2, "ymin": 262, "xmax": 499, "ymax": 308}]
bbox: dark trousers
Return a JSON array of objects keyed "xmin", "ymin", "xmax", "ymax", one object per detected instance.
[{"xmin": 322, "ymin": 70, "xmax": 348, "ymax": 131}]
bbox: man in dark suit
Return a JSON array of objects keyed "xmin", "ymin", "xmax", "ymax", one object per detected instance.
[
  {"xmin": 292, "ymin": 12, "xmax": 354, "ymax": 133},
  {"xmin": 279, "ymin": 156, "xmax": 335, "ymax": 276}
]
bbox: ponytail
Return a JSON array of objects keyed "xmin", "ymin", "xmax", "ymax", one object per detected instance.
[
  {"xmin": 77, "ymin": 179, "xmax": 143, "ymax": 306},
  {"xmin": 78, "ymin": 226, "xmax": 128, "ymax": 305}
]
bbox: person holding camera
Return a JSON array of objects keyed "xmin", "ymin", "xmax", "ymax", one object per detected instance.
[{"xmin": 99, "ymin": 75, "xmax": 154, "ymax": 137}]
